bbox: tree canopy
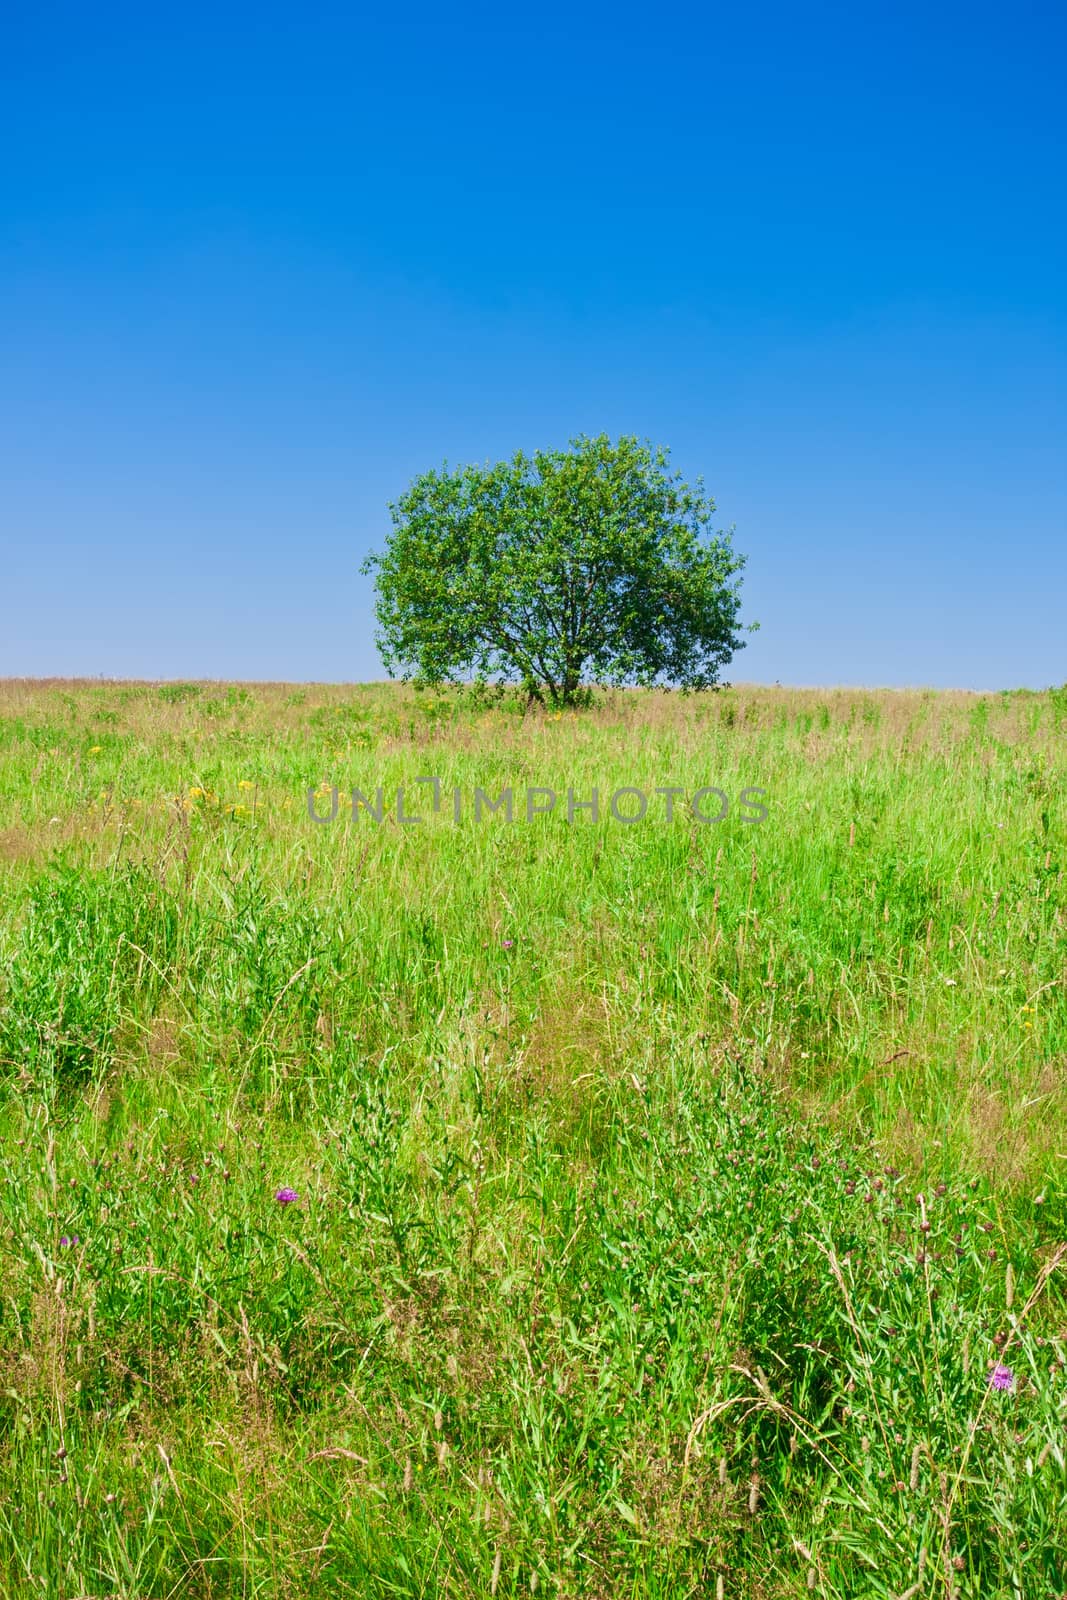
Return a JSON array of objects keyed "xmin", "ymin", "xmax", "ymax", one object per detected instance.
[{"xmin": 362, "ymin": 433, "xmax": 753, "ymax": 707}]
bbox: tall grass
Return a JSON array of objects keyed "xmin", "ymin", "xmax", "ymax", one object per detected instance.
[{"xmin": 0, "ymin": 679, "xmax": 1064, "ymax": 1597}]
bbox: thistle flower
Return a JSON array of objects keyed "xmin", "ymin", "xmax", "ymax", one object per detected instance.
[
  {"xmin": 275, "ymin": 1186, "xmax": 299, "ymax": 1205},
  {"xmin": 988, "ymin": 1362, "xmax": 1014, "ymax": 1391}
]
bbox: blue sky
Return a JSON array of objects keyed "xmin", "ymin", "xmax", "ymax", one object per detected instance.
[{"xmin": 3, "ymin": 1, "xmax": 1064, "ymax": 688}]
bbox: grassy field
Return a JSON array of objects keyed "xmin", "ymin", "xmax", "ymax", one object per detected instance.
[{"xmin": 0, "ymin": 677, "xmax": 1064, "ymax": 1600}]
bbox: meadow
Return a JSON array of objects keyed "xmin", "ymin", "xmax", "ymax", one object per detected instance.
[{"xmin": 0, "ymin": 677, "xmax": 1064, "ymax": 1599}]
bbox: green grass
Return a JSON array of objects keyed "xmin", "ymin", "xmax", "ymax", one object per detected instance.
[{"xmin": 0, "ymin": 678, "xmax": 1064, "ymax": 1598}]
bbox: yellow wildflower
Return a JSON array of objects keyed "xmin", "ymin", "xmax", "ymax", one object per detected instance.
[
  {"xmin": 238, "ymin": 779, "xmax": 255, "ymax": 791},
  {"xmin": 88, "ymin": 745, "xmax": 102, "ymax": 753},
  {"xmin": 188, "ymin": 786, "xmax": 204, "ymax": 799}
]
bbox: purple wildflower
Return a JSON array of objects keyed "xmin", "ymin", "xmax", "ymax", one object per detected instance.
[
  {"xmin": 275, "ymin": 1186, "xmax": 299, "ymax": 1205},
  {"xmin": 502, "ymin": 939, "xmax": 514, "ymax": 948},
  {"xmin": 59, "ymin": 1237, "xmax": 69, "ymax": 1248},
  {"xmin": 988, "ymin": 1363, "xmax": 1014, "ymax": 1391}
]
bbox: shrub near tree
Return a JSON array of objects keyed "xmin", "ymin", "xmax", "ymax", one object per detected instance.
[{"xmin": 363, "ymin": 433, "xmax": 755, "ymax": 708}]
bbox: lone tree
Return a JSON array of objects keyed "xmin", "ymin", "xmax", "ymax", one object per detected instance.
[{"xmin": 362, "ymin": 433, "xmax": 753, "ymax": 708}]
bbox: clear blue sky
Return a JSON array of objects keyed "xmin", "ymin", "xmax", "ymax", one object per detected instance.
[{"xmin": 3, "ymin": 1, "xmax": 1064, "ymax": 689}]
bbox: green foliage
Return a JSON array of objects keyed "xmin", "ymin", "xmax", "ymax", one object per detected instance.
[
  {"xmin": 157, "ymin": 683, "xmax": 201, "ymax": 704},
  {"xmin": 0, "ymin": 681, "xmax": 1065, "ymax": 1596},
  {"xmin": 363, "ymin": 434, "xmax": 752, "ymax": 707},
  {"xmin": 0, "ymin": 863, "xmax": 179, "ymax": 1089}
]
